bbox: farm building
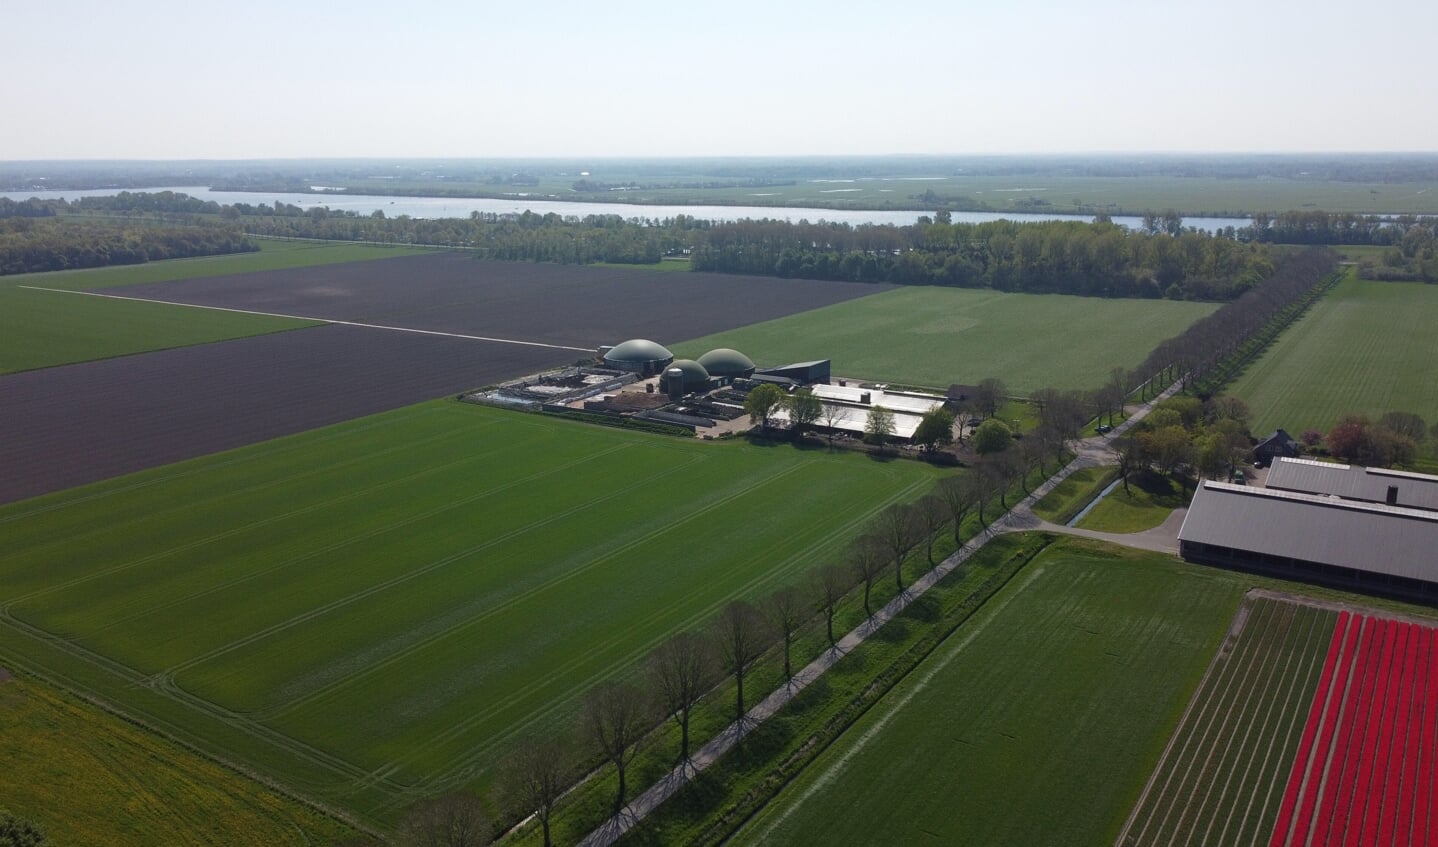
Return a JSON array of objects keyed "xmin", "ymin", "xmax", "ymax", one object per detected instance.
[
  {"xmin": 1265, "ymin": 456, "xmax": 1438, "ymax": 511},
  {"xmin": 601, "ymin": 339, "xmax": 674, "ymax": 376},
  {"xmin": 756, "ymin": 360, "xmax": 831, "ymax": 385},
  {"xmin": 1252, "ymin": 428, "xmax": 1301, "ymax": 466},
  {"xmin": 1177, "ymin": 480, "xmax": 1438, "ymax": 602},
  {"xmin": 771, "ymin": 383, "xmax": 947, "ymax": 441}
]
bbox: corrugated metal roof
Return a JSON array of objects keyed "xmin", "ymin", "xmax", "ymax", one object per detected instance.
[
  {"xmin": 1265, "ymin": 457, "xmax": 1438, "ymax": 512},
  {"xmin": 1178, "ymin": 481, "xmax": 1438, "ymax": 583}
]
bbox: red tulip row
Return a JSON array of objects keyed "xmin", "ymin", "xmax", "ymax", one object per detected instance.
[{"xmin": 1269, "ymin": 612, "xmax": 1438, "ymax": 847}]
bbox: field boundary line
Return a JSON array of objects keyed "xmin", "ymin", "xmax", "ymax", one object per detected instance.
[
  {"xmin": 1116, "ymin": 595, "xmax": 1258, "ymax": 845},
  {"xmin": 17, "ymin": 285, "xmax": 596, "ymax": 352}
]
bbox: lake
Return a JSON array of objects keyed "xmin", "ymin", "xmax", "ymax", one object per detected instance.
[{"xmin": 2, "ymin": 185, "xmax": 1252, "ymax": 232}]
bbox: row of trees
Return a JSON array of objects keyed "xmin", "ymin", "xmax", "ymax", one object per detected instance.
[
  {"xmin": 0, "ymin": 219, "xmax": 257, "ymax": 275},
  {"xmin": 690, "ymin": 218, "xmax": 1274, "ymax": 300},
  {"xmin": 1132, "ymin": 248, "xmax": 1339, "ymax": 395},
  {"xmin": 427, "ymin": 458, "xmax": 1046, "ymax": 846}
]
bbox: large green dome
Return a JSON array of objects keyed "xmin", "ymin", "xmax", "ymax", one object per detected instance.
[
  {"xmin": 697, "ymin": 348, "xmax": 756, "ymax": 378},
  {"xmin": 604, "ymin": 339, "xmax": 674, "ymax": 374}
]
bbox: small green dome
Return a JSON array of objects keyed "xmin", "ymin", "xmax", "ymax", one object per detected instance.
[
  {"xmin": 660, "ymin": 359, "xmax": 711, "ymax": 394},
  {"xmin": 697, "ymin": 348, "xmax": 756, "ymax": 378}
]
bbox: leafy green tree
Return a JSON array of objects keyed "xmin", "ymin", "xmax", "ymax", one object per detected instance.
[
  {"xmin": 912, "ymin": 408, "xmax": 956, "ymax": 451},
  {"xmin": 785, "ymin": 389, "xmax": 822, "ymax": 439},
  {"xmin": 744, "ymin": 384, "xmax": 785, "ymax": 433},
  {"xmin": 972, "ymin": 419, "xmax": 1012, "ymax": 454},
  {"xmin": 864, "ymin": 406, "xmax": 897, "ymax": 449}
]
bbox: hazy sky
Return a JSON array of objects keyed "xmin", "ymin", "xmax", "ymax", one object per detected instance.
[{"xmin": 4, "ymin": 0, "xmax": 1434, "ymax": 159}]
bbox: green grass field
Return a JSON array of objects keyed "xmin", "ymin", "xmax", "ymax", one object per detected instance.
[
  {"xmin": 0, "ymin": 401, "xmax": 939, "ymax": 825},
  {"xmin": 1227, "ymin": 271, "xmax": 1438, "ymax": 435},
  {"xmin": 5, "ymin": 238, "xmax": 437, "ymax": 291},
  {"xmin": 0, "ymin": 675, "xmax": 354, "ymax": 847},
  {"xmin": 674, "ymin": 287, "xmax": 1216, "ymax": 393},
  {"xmin": 1076, "ymin": 471, "xmax": 1186, "ymax": 533},
  {"xmin": 0, "ymin": 286, "xmax": 317, "ymax": 373},
  {"xmin": 0, "ymin": 240, "xmax": 437, "ymax": 372},
  {"xmin": 731, "ymin": 540, "xmax": 1245, "ymax": 846}
]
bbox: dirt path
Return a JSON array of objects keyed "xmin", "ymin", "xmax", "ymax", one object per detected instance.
[{"xmin": 574, "ymin": 382, "xmax": 1186, "ymax": 847}]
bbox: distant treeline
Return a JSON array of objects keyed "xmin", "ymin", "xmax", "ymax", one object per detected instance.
[
  {"xmin": 0, "ymin": 219, "xmax": 256, "ymax": 275},
  {"xmin": 9, "ymin": 153, "xmax": 1438, "ymax": 193}
]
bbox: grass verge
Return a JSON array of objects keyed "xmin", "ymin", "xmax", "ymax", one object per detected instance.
[
  {"xmin": 1075, "ymin": 470, "xmax": 1186, "ymax": 533},
  {"xmin": 1031, "ymin": 465, "xmax": 1120, "ymax": 525}
]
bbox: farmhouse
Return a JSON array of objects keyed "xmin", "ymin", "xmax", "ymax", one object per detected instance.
[
  {"xmin": 1178, "ymin": 479, "xmax": 1438, "ymax": 602},
  {"xmin": 1252, "ymin": 428, "xmax": 1301, "ymax": 466}
]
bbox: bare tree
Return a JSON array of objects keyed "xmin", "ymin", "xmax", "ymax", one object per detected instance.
[
  {"xmin": 712, "ymin": 600, "xmax": 771, "ymax": 723},
  {"xmin": 871, "ymin": 502, "xmax": 924, "ymax": 591},
  {"xmin": 934, "ymin": 476, "xmax": 978, "ymax": 547},
  {"xmin": 812, "ymin": 563, "xmax": 852, "ymax": 648},
  {"xmin": 820, "ymin": 401, "xmax": 847, "ymax": 448},
  {"xmin": 973, "ymin": 377, "xmax": 1008, "ymax": 419},
  {"xmin": 581, "ymin": 680, "xmax": 650, "ymax": 814},
  {"xmin": 914, "ymin": 494, "xmax": 950, "ymax": 569},
  {"xmin": 969, "ymin": 462, "xmax": 1002, "ymax": 525},
  {"xmin": 764, "ymin": 585, "xmax": 808, "ymax": 681},
  {"xmin": 978, "ymin": 453, "xmax": 1023, "ymax": 510},
  {"xmin": 500, "ymin": 737, "xmax": 570, "ymax": 847},
  {"xmin": 397, "ymin": 793, "xmax": 490, "ymax": 847},
  {"xmin": 646, "ymin": 631, "xmax": 715, "ymax": 763},
  {"xmin": 850, "ymin": 535, "xmax": 887, "ymax": 618}
]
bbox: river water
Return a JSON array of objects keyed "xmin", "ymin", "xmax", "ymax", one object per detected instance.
[{"xmin": 2, "ymin": 185, "xmax": 1253, "ymax": 232}]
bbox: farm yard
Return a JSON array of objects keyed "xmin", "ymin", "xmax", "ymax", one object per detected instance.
[
  {"xmin": 1228, "ymin": 271, "xmax": 1438, "ymax": 435},
  {"xmin": 0, "ymin": 401, "xmax": 939, "ymax": 825},
  {"xmin": 731, "ymin": 540, "xmax": 1247, "ymax": 847},
  {"xmin": 673, "ymin": 286, "xmax": 1218, "ymax": 392}
]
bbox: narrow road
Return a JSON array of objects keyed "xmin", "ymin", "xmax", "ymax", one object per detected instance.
[{"xmin": 576, "ymin": 381, "xmax": 1187, "ymax": 846}]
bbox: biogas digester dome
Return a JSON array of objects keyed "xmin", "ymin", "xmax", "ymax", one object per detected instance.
[
  {"xmin": 659, "ymin": 359, "xmax": 710, "ymax": 395},
  {"xmin": 603, "ymin": 339, "xmax": 674, "ymax": 376},
  {"xmin": 697, "ymin": 348, "xmax": 756, "ymax": 379}
]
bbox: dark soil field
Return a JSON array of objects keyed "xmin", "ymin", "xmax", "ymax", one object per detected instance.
[
  {"xmin": 111, "ymin": 253, "xmax": 892, "ymax": 348},
  {"xmin": 0, "ymin": 324, "xmax": 567, "ymax": 504}
]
